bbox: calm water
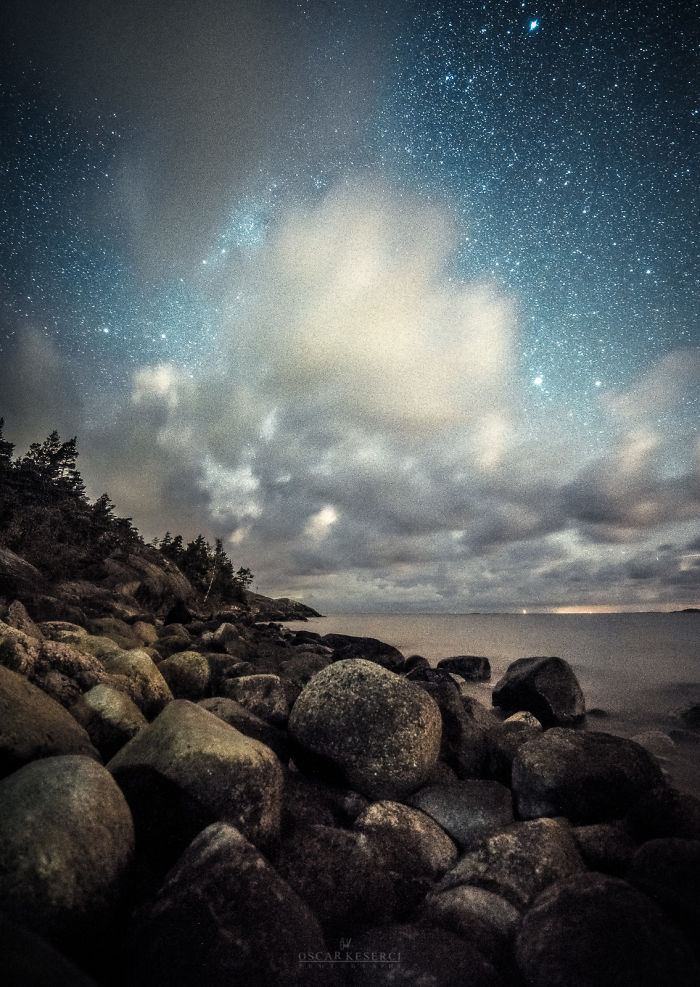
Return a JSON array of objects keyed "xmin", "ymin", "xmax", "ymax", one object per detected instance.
[{"xmin": 284, "ymin": 612, "xmax": 700, "ymax": 797}]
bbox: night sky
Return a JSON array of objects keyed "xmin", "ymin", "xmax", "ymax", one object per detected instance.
[{"xmin": 1, "ymin": 0, "xmax": 698, "ymax": 611}]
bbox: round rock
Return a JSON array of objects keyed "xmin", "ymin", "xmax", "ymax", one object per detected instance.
[
  {"xmin": 288, "ymin": 658, "xmax": 441, "ymax": 799},
  {"xmin": 130, "ymin": 822, "xmax": 329, "ymax": 987},
  {"xmin": 353, "ymin": 800, "xmax": 458, "ymax": 878},
  {"xmin": 0, "ymin": 755, "xmax": 134, "ymax": 944},
  {"xmin": 512, "ymin": 728, "xmax": 664, "ymax": 824},
  {"xmin": 492, "ymin": 656, "xmax": 585, "ymax": 727},
  {"xmin": 70, "ymin": 684, "xmax": 148, "ymax": 760}
]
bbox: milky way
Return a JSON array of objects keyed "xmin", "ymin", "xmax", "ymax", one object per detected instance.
[{"xmin": 1, "ymin": 1, "xmax": 698, "ymax": 610}]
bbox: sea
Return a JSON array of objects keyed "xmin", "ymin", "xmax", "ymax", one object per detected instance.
[{"xmin": 283, "ymin": 611, "xmax": 700, "ymax": 798}]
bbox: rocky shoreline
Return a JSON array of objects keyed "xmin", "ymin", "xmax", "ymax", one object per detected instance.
[{"xmin": 1, "ymin": 548, "xmax": 699, "ymax": 985}]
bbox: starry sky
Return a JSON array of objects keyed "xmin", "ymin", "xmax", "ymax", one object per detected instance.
[{"xmin": 1, "ymin": 0, "xmax": 698, "ymax": 611}]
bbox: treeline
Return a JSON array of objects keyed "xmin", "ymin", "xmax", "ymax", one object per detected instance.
[
  {"xmin": 154, "ymin": 533, "xmax": 253, "ymax": 602},
  {"xmin": 0, "ymin": 419, "xmax": 253, "ymax": 601}
]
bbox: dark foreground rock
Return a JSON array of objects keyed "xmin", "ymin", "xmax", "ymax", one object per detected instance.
[
  {"xmin": 288, "ymin": 658, "xmax": 442, "ymax": 799},
  {"xmin": 512, "ymin": 727, "xmax": 664, "ymax": 823},
  {"xmin": 0, "ymin": 755, "xmax": 134, "ymax": 945},
  {"xmin": 419, "ymin": 884, "xmax": 521, "ymax": 970},
  {"xmin": 108, "ymin": 700, "xmax": 283, "ymax": 867},
  {"xmin": 492, "ymin": 655, "xmax": 585, "ymax": 726},
  {"xmin": 343, "ymin": 924, "xmax": 505, "ymax": 987},
  {"xmin": 0, "ymin": 664, "xmax": 100, "ymax": 776},
  {"xmin": 130, "ymin": 822, "xmax": 332, "ymax": 987},
  {"xmin": 320, "ymin": 633, "xmax": 405, "ymax": 671},
  {"xmin": 516, "ymin": 872, "xmax": 699, "ymax": 986},
  {"xmin": 278, "ymin": 822, "xmax": 397, "ymax": 933},
  {"xmin": 628, "ymin": 837, "xmax": 700, "ymax": 941}
]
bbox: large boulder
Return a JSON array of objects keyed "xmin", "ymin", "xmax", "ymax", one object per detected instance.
[
  {"xmin": 492, "ymin": 656, "xmax": 585, "ymax": 727},
  {"xmin": 4, "ymin": 599, "xmax": 44, "ymax": 638},
  {"xmin": 515, "ymin": 872, "xmax": 699, "ymax": 987},
  {"xmin": 571, "ymin": 821, "xmax": 637, "ymax": 876},
  {"xmin": 512, "ymin": 728, "xmax": 664, "ymax": 824},
  {"xmin": 437, "ymin": 655, "xmax": 491, "ymax": 681},
  {"xmin": 108, "ymin": 700, "xmax": 283, "ymax": 865},
  {"xmin": 353, "ymin": 800, "xmax": 458, "ymax": 879},
  {"xmin": 0, "ymin": 755, "xmax": 134, "ymax": 945},
  {"xmin": 288, "ymin": 658, "xmax": 441, "ymax": 800},
  {"xmin": 0, "ymin": 665, "xmax": 100, "ymax": 776},
  {"xmin": 70, "ymin": 684, "xmax": 148, "ymax": 760},
  {"xmin": 99, "ymin": 648, "xmax": 173, "ymax": 718},
  {"xmin": 625, "ymin": 785, "xmax": 700, "ymax": 841},
  {"xmin": 406, "ymin": 779, "xmax": 514, "ymax": 850},
  {"xmin": 419, "ymin": 885, "xmax": 521, "ymax": 971},
  {"xmin": 437, "ymin": 818, "xmax": 584, "ymax": 909},
  {"xmin": 129, "ymin": 822, "xmax": 331, "ymax": 987}
]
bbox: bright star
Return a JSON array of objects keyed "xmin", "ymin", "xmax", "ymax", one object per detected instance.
[
  {"xmin": 529, "ymin": 20, "xmax": 539, "ymax": 31},
  {"xmin": 533, "ymin": 376, "xmax": 543, "ymax": 386}
]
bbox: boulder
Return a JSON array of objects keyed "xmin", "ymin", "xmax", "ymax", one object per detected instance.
[
  {"xmin": 437, "ymin": 655, "xmax": 491, "ymax": 681},
  {"xmin": 108, "ymin": 700, "xmax": 283, "ymax": 865},
  {"xmin": 492, "ymin": 656, "xmax": 585, "ymax": 727},
  {"xmin": 342, "ymin": 924, "xmax": 504, "ymax": 987},
  {"xmin": 158, "ymin": 650, "xmax": 211, "ymax": 700},
  {"xmin": 223, "ymin": 673, "xmax": 289, "ymax": 725},
  {"xmin": 628, "ymin": 837, "xmax": 700, "ymax": 940},
  {"xmin": 571, "ymin": 821, "xmax": 637, "ymax": 876},
  {"xmin": 419, "ymin": 885, "xmax": 521, "ymax": 968},
  {"xmin": 625, "ymin": 785, "xmax": 700, "ymax": 841},
  {"xmin": 130, "ymin": 822, "xmax": 331, "ymax": 987},
  {"xmin": 199, "ymin": 696, "xmax": 289, "ymax": 761},
  {"xmin": 288, "ymin": 658, "xmax": 441, "ymax": 800},
  {"xmin": 100, "ymin": 648, "xmax": 173, "ymax": 718},
  {"xmin": 515, "ymin": 872, "xmax": 699, "ymax": 987},
  {"xmin": 512, "ymin": 728, "xmax": 664, "ymax": 824},
  {"xmin": 406, "ymin": 779, "xmax": 513, "ymax": 850},
  {"xmin": 0, "ymin": 755, "xmax": 134, "ymax": 945},
  {"xmin": 70, "ymin": 684, "xmax": 148, "ymax": 760},
  {"xmin": 413, "ymin": 677, "xmax": 494, "ymax": 779},
  {"xmin": 38, "ymin": 620, "xmax": 89, "ymax": 641},
  {"xmin": 204, "ymin": 621, "xmax": 249, "ymax": 658},
  {"xmin": 0, "ymin": 546, "xmax": 47, "ymax": 596},
  {"xmin": 320, "ymin": 633, "xmax": 405, "ymax": 671},
  {"xmin": 437, "ymin": 818, "xmax": 584, "ymax": 909},
  {"xmin": 353, "ymin": 800, "xmax": 458, "ymax": 878},
  {"xmin": 277, "ymin": 823, "xmax": 397, "ymax": 933},
  {"xmin": 0, "ymin": 665, "xmax": 100, "ymax": 776}
]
